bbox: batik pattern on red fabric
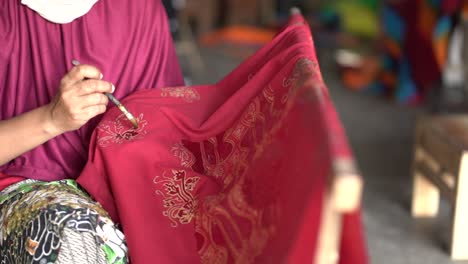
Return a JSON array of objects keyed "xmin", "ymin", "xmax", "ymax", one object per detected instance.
[
  {"xmin": 96, "ymin": 114, "xmax": 149, "ymax": 147},
  {"xmin": 78, "ymin": 14, "xmax": 367, "ymax": 264},
  {"xmin": 160, "ymin": 87, "xmax": 201, "ymax": 103},
  {"xmin": 191, "ymin": 58, "xmax": 321, "ymax": 263},
  {"xmin": 153, "ymin": 169, "xmax": 200, "ymax": 227}
]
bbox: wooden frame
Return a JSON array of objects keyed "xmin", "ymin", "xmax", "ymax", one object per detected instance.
[
  {"xmin": 315, "ymin": 159, "xmax": 363, "ymax": 264},
  {"xmin": 411, "ymin": 115, "xmax": 468, "ymax": 260}
]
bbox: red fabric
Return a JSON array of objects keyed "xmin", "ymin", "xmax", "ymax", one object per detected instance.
[
  {"xmin": 78, "ymin": 15, "xmax": 367, "ymax": 264},
  {"xmin": 0, "ymin": 173, "xmax": 24, "ymax": 191}
]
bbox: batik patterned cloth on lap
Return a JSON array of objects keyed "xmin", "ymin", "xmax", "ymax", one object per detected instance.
[{"xmin": 0, "ymin": 180, "xmax": 128, "ymax": 264}]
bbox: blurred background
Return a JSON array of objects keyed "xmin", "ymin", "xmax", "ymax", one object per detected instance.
[{"xmin": 163, "ymin": 1, "xmax": 468, "ymax": 263}]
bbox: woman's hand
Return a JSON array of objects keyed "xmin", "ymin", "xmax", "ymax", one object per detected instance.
[
  {"xmin": 46, "ymin": 64, "xmax": 114, "ymax": 134},
  {"xmin": 0, "ymin": 64, "xmax": 115, "ymax": 166}
]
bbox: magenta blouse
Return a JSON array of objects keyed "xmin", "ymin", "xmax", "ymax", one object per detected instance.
[{"xmin": 0, "ymin": 0, "xmax": 184, "ymax": 181}]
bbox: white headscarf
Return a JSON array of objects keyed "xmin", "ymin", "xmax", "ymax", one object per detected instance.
[{"xmin": 21, "ymin": 0, "xmax": 99, "ymax": 24}]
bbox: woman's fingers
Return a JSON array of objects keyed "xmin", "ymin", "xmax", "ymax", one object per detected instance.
[
  {"xmin": 60, "ymin": 64, "xmax": 103, "ymax": 89},
  {"xmin": 79, "ymin": 93, "xmax": 109, "ymax": 110},
  {"xmin": 83, "ymin": 104, "xmax": 107, "ymax": 120},
  {"xmin": 60, "ymin": 103, "xmax": 107, "ymax": 126},
  {"xmin": 77, "ymin": 79, "xmax": 114, "ymax": 96}
]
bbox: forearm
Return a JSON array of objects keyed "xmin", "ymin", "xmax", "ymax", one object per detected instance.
[{"xmin": 0, "ymin": 105, "xmax": 61, "ymax": 166}]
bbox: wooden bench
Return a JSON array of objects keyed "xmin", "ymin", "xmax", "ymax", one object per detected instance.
[{"xmin": 411, "ymin": 114, "xmax": 468, "ymax": 260}]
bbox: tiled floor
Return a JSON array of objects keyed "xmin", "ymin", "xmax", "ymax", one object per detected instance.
[{"xmin": 179, "ymin": 45, "xmax": 467, "ymax": 264}]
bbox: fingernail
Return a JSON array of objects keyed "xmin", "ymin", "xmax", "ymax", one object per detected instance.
[
  {"xmin": 111, "ymin": 84, "xmax": 115, "ymax": 93},
  {"xmin": 100, "ymin": 73, "xmax": 103, "ymax": 80}
]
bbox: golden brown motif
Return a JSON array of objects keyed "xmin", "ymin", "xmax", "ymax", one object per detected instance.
[
  {"xmin": 160, "ymin": 87, "xmax": 201, "ymax": 103},
  {"xmin": 97, "ymin": 113, "xmax": 148, "ymax": 147},
  {"xmin": 154, "ymin": 170, "xmax": 200, "ymax": 227},
  {"xmin": 171, "ymin": 142, "xmax": 196, "ymax": 168}
]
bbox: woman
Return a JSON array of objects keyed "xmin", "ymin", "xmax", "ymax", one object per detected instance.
[{"xmin": 0, "ymin": 0, "xmax": 183, "ymax": 262}]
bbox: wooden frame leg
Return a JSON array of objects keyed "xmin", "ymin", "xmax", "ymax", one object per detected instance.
[
  {"xmin": 315, "ymin": 194, "xmax": 341, "ymax": 264},
  {"xmin": 450, "ymin": 152, "xmax": 468, "ymax": 260},
  {"xmin": 411, "ymin": 171, "xmax": 440, "ymax": 217},
  {"xmin": 411, "ymin": 148, "xmax": 440, "ymax": 218}
]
